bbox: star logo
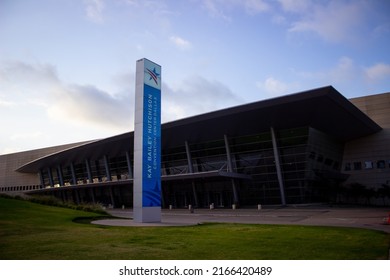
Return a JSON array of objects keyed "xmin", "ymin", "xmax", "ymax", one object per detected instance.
[{"xmin": 146, "ymin": 67, "xmax": 160, "ymax": 85}]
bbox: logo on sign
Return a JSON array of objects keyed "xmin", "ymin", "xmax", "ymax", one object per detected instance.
[{"xmin": 146, "ymin": 67, "xmax": 160, "ymax": 86}]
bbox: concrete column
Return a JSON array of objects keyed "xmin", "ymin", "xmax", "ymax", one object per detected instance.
[
  {"xmin": 90, "ymin": 188, "xmax": 96, "ymax": 204},
  {"xmin": 270, "ymin": 127, "xmax": 286, "ymax": 206},
  {"xmin": 94, "ymin": 160, "xmax": 102, "ymax": 182},
  {"xmin": 60, "ymin": 190, "xmax": 65, "ymax": 203},
  {"xmin": 47, "ymin": 167, "xmax": 54, "ymax": 188},
  {"xmin": 109, "ymin": 186, "xmax": 115, "ymax": 208},
  {"xmin": 185, "ymin": 140, "xmax": 198, "ymax": 207},
  {"xmin": 39, "ymin": 169, "xmax": 45, "ymax": 189},
  {"xmin": 57, "ymin": 165, "xmax": 64, "ymax": 186},
  {"xmin": 224, "ymin": 134, "xmax": 239, "ymax": 205},
  {"xmin": 224, "ymin": 135, "xmax": 234, "ymax": 172},
  {"xmin": 185, "ymin": 141, "xmax": 194, "ymax": 173},
  {"xmin": 104, "ymin": 155, "xmax": 112, "ymax": 182},
  {"xmin": 70, "ymin": 162, "xmax": 77, "ymax": 186},
  {"xmin": 74, "ymin": 189, "xmax": 80, "ymax": 205},
  {"xmin": 63, "ymin": 190, "xmax": 68, "ymax": 202},
  {"xmin": 125, "ymin": 151, "xmax": 133, "ymax": 179},
  {"xmin": 85, "ymin": 159, "xmax": 93, "ymax": 184}
]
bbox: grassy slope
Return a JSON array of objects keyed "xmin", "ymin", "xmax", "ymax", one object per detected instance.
[{"xmin": 0, "ymin": 197, "xmax": 389, "ymax": 260}]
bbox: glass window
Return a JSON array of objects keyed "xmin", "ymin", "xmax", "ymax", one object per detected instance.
[
  {"xmin": 345, "ymin": 162, "xmax": 351, "ymax": 171},
  {"xmin": 364, "ymin": 161, "xmax": 373, "ymax": 169},
  {"xmin": 377, "ymin": 160, "xmax": 385, "ymax": 169},
  {"xmin": 353, "ymin": 162, "xmax": 362, "ymax": 170}
]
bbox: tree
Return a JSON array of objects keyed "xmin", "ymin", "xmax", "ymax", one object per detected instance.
[
  {"xmin": 348, "ymin": 183, "xmax": 367, "ymax": 204},
  {"xmin": 377, "ymin": 183, "xmax": 390, "ymax": 206}
]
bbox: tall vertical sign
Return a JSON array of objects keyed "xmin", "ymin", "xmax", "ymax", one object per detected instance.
[{"xmin": 133, "ymin": 58, "xmax": 161, "ymax": 223}]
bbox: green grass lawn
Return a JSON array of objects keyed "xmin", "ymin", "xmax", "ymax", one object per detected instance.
[{"xmin": 0, "ymin": 197, "xmax": 389, "ymax": 260}]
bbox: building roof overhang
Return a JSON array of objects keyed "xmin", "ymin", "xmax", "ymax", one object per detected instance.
[{"xmin": 17, "ymin": 86, "xmax": 382, "ymax": 173}]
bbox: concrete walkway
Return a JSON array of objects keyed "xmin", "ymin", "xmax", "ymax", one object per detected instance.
[{"xmin": 92, "ymin": 206, "xmax": 390, "ymax": 233}]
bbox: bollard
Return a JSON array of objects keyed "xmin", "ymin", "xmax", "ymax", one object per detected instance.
[
  {"xmin": 122, "ymin": 205, "xmax": 125, "ymax": 210},
  {"xmin": 232, "ymin": 204, "xmax": 236, "ymax": 210},
  {"xmin": 169, "ymin": 205, "xmax": 172, "ymax": 210},
  {"xmin": 258, "ymin": 204, "xmax": 262, "ymax": 210},
  {"xmin": 210, "ymin": 203, "xmax": 214, "ymax": 210},
  {"xmin": 189, "ymin": 204, "xmax": 194, "ymax": 213}
]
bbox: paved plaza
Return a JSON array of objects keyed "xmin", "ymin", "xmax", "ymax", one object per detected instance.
[{"xmin": 92, "ymin": 205, "xmax": 390, "ymax": 233}]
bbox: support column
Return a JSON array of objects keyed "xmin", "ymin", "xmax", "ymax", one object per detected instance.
[
  {"xmin": 90, "ymin": 188, "xmax": 96, "ymax": 204},
  {"xmin": 74, "ymin": 189, "xmax": 80, "ymax": 205},
  {"xmin": 70, "ymin": 162, "xmax": 77, "ymax": 186},
  {"xmin": 85, "ymin": 159, "xmax": 93, "ymax": 184},
  {"xmin": 63, "ymin": 190, "xmax": 68, "ymax": 202},
  {"xmin": 185, "ymin": 141, "xmax": 198, "ymax": 207},
  {"xmin": 57, "ymin": 165, "xmax": 64, "ymax": 187},
  {"xmin": 270, "ymin": 127, "xmax": 286, "ymax": 206},
  {"xmin": 185, "ymin": 141, "xmax": 194, "ymax": 173},
  {"xmin": 109, "ymin": 186, "xmax": 115, "ymax": 208},
  {"xmin": 104, "ymin": 155, "xmax": 112, "ymax": 182},
  {"xmin": 47, "ymin": 167, "xmax": 54, "ymax": 188},
  {"xmin": 125, "ymin": 151, "xmax": 133, "ymax": 179},
  {"xmin": 94, "ymin": 160, "xmax": 102, "ymax": 182},
  {"xmin": 60, "ymin": 190, "xmax": 65, "ymax": 203},
  {"xmin": 224, "ymin": 135, "xmax": 239, "ymax": 205},
  {"xmin": 39, "ymin": 169, "xmax": 45, "ymax": 189}
]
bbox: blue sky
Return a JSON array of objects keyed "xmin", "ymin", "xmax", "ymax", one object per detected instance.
[{"xmin": 1, "ymin": 0, "xmax": 389, "ymax": 154}]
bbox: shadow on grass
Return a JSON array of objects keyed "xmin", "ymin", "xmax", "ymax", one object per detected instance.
[{"xmin": 72, "ymin": 216, "xmax": 128, "ymax": 225}]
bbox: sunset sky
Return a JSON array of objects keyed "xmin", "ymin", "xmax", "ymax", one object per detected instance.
[{"xmin": 1, "ymin": 0, "xmax": 389, "ymax": 154}]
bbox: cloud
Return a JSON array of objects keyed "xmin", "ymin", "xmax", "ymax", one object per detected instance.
[
  {"xmin": 278, "ymin": 0, "xmax": 310, "ymax": 13},
  {"xmin": 291, "ymin": 56, "xmax": 361, "ymax": 87},
  {"xmin": 0, "ymin": 61, "xmax": 59, "ymax": 89},
  {"xmin": 170, "ymin": 36, "xmax": 192, "ymax": 50},
  {"xmin": 256, "ymin": 77, "xmax": 300, "ymax": 98},
  {"xmin": 84, "ymin": 0, "xmax": 105, "ymax": 23},
  {"xmin": 255, "ymin": 57, "xmax": 381, "ymax": 99},
  {"xmin": 372, "ymin": 23, "xmax": 390, "ymax": 39},
  {"xmin": 0, "ymin": 60, "xmax": 243, "ymax": 139},
  {"xmin": 364, "ymin": 63, "xmax": 390, "ymax": 82},
  {"xmin": 201, "ymin": 0, "xmax": 270, "ymax": 20},
  {"xmin": 47, "ymin": 84, "xmax": 132, "ymax": 130},
  {"xmin": 274, "ymin": 57, "xmax": 390, "ymax": 95},
  {"xmin": 0, "ymin": 98, "xmax": 15, "ymax": 107},
  {"xmin": 328, "ymin": 57, "xmax": 358, "ymax": 83},
  {"xmin": 10, "ymin": 131, "xmax": 45, "ymax": 141},
  {"xmin": 296, "ymin": 57, "xmax": 390, "ymax": 86},
  {"xmin": 162, "ymin": 76, "xmax": 243, "ymax": 122},
  {"xmin": 283, "ymin": 1, "xmax": 367, "ymax": 43},
  {"xmin": 0, "ymin": 60, "xmax": 133, "ymax": 132},
  {"xmin": 243, "ymin": 0, "xmax": 270, "ymax": 15},
  {"xmin": 201, "ymin": 0, "xmax": 231, "ymax": 20}
]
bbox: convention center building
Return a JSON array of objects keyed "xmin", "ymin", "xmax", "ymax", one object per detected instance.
[{"xmin": 1, "ymin": 86, "xmax": 389, "ymax": 207}]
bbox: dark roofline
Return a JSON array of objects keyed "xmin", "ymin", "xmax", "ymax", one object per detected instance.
[{"xmin": 17, "ymin": 86, "xmax": 382, "ymax": 173}]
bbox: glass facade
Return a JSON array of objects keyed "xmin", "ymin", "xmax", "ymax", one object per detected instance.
[
  {"xmin": 34, "ymin": 126, "xmax": 346, "ymax": 208},
  {"xmin": 159, "ymin": 126, "xmax": 344, "ymax": 207}
]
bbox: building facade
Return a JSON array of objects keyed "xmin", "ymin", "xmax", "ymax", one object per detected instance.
[
  {"xmin": 342, "ymin": 93, "xmax": 390, "ymax": 203},
  {"xmin": 1, "ymin": 86, "xmax": 389, "ymax": 207}
]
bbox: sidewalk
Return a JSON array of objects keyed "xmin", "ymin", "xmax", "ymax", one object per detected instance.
[{"xmin": 92, "ymin": 206, "xmax": 390, "ymax": 233}]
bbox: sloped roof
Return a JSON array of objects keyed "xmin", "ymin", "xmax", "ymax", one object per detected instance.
[{"xmin": 18, "ymin": 86, "xmax": 381, "ymax": 173}]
